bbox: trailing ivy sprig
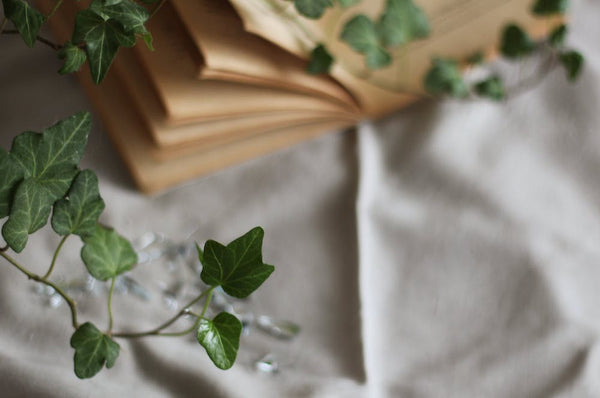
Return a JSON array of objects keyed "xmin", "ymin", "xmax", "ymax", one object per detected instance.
[
  {"xmin": 0, "ymin": 113, "xmax": 275, "ymax": 378},
  {"xmin": 2, "ymin": 0, "xmax": 153, "ymax": 83}
]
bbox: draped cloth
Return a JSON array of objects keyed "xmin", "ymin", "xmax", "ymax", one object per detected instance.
[{"xmin": 1, "ymin": 1, "xmax": 600, "ymax": 396}]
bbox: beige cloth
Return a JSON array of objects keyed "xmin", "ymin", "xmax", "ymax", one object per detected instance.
[{"xmin": 2, "ymin": 0, "xmax": 600, "ymax": 396}]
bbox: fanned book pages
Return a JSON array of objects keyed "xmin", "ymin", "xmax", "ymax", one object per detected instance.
[{"xmin": 40, "ymin": 0, "xmax": 547, "ymax": 193}]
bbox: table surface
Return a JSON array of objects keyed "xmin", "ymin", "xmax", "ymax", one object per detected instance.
[{"xmin": 2, "ymin": 1, "xmax": 600, "ymax": 396}]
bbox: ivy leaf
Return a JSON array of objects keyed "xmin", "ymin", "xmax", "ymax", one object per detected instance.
[
  {"xmin": 72, "ymin": 9, "xmax": 136, "ymax": 83},
  {"xmin": 548, "ymin": 24, "xmax": 567, "ymax": 48},
  {"xmin": 0, "ymin": 149, "xmax": 25, "ymax": 219},
  {"xmin": 532, "ymin": 0, "xmax": 569, "ymax": 15},
  {"xmin": 195, "ymin": 243, "xmax": 204, "ymax": 264},
  {"xmin": 2, "ymin": 112, "xmax": 91, "ymax": 252},
  {"xmin": 89, "ymin": 0, "xmax": 153, "ymax": 50},
  {"xmin": 474, "ymin": 76, "xmax": 505, "ymax": 101},
  {"xmin": 307, "ymin": 44, "xmax": 334, "ymax": 74},
  {"xmin": 294, "ymin": 0, "xmax": 333, "ymax": 19},
  {"xmin": 559, "ymin": 50, "xmax": 584, "ymax": 82},
  {"xmin": 200, "ymin": 227, "xmax": 274, "ymax": 299},
  {"xmin": 500, "ymin": 24, "xmax": 534, "ymax": 59},
  {"xmin": 365, "ymin": 46, "xmax": 391, "ymax": 69},
  {"xmin": 51, "ymin": 170, "xmax": 105, "ymax": 238},
  {"xmin": 340, "ymin": 15, "xmax": 391, "ymax": 69},
  {"xmin": 337, "ymin": 0, "xmax": 360, "ymax": 7},
  {"xmin": 466, "ymin": 50, "xmax": 484, "ymax": 65},
  {"xmin": 9, "ymin": 112, "xmax": 90, "ymax": 199},
  {"xmin": 58, "ymin": 42, "xmax": 87, "ymax": 75},
  {"xmin": 70, "ymin": 322, "xmax": 120, "ymax": 379},
  {"xmin": 196, "ymin": 312, "xmax": 242, "ymax": 370},
  {"xmin": 2, "ymin": 0, "xmax": 45, "ymax": 48},
  {"xmin": 424, "ymin": 57, "xmax": 468, "ymax": 98},
  {"xmin": 377, "ymin": 0, "xmax": 430, "ymax": 47},
  {"xmin": 2, "ymin": 179, "xmax": 54, "ymax": 252},
  {"xmin": 81, "ymin": 224, "xmax": 137, "ymax": 281}
]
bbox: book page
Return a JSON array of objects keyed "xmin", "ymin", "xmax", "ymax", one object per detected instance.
[
  {"xmin": 229, "ymin": 0, "xmax": 545, "ymax": 117},
  {"xmin": 134, "ymin": 3, "xmax": 357, "ymax": 123},
  {"xmin": 170, "ymin": 0, "xmax": 360, "ymax": 112},
  {"xmin": 116, "ymin": 47, "xmax": 358, "ymax": 148}
]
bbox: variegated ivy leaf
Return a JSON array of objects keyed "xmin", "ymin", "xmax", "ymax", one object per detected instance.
[{"xmin": 51, "ymin": 170, "xmax": 105, "ymax": 238}]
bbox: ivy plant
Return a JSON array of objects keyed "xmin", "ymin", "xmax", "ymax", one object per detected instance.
[
  {"xmin": 0, "ymin": 113, "xmax": 274, "ymax": 378},
  {"xmin": 296, "ymin": 0, "xmax": 584, "ymax": 100}
]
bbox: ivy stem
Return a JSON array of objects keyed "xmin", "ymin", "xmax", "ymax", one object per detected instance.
[
  {"xmin": 106, "ymin": 277, "xmax": 116, "ymax": 335},
  {"xmin": 2, "ymin": 29, "xmax": 62, "ymax": 51},
  {"xmin": 112, "ymin": 287, "xmax": 215, "ymax": 338},
  {"xmin": 46, "ymin": 0, "xmax": 64, "ymax": 19},
  {"xmin": 150, "ymin": 0, "xmax": 167, "ymax": 18},
  {"xmin": 43, "ymin": 234, "xmax": 69, "ymax": 280},
  {"xmin": 157, "ymin": 289, "xmax": 213, "ymax": 337},
  {"xmin": 0, "ymin": 251, "xmax": 79, "ymax": 329}
]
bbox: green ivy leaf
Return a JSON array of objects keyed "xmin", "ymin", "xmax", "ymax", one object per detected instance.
[
  {"xmin": 377, "ymin": 0, "xmax": 430, "ymax": 47},
  {"xmin": 70, "ymin": 322, "xmax": 120, "ymax": 379},
  {"xmin": 90, "ymin": 0, "xmax": 153, "ymax": 50},
  {"xmin": 200, "ymin": 227, "xmax": 274, "ymax": 299},
  {"xmin": 58, "ymin": 42, "xmax": 87, "ymax": 75},
  {"xmin": 2, "ymin": 0, "xmax": 45, "ymax": 48},
  {"xmin": 500, "ymin": 24, "xmax": 534, "ymax": 59},
  {"xmin": 548, "ymin": 24, "xmax": 567, "ymax": 48},
  {"xmin": 9, "ymin": 112, "xmax": 90, "ymax": 199},
  {"xmin": 340, "ymin": 15, "xmax": 391, "ymax": 69},
  {"xmin": 474, "ymin": 76, "xmax": 505, "ymax": 101},
  {"xmin": 559, "ymin": 50, "xmax": 584, "ymax": 82},
  {"xmin": 466, "ymin": 50, "xmax": 484, "ymax": 65},
  {"xmin": 81, "ymin": 224, "xmax": 137, "ymax": 280},
  {"xmin": 2, "ymin": 178, "xmax": 54, "ymax": 252},
  {"xmin": 337, "ymin": 0, "xmax": 360, "ymax": 7},
  {"xmin": 307, "ymin": 44, "xmax": 334, "ymax": 74},
  {"xmin": 2, "ymin": 112, "xmax": 91, "ymax": 252},
  {"xmin": 424, "ymin": 57, "xmax": 468, "ymax": 98},
  {"xmin": 532, "ymin": 0, "xmax": 569, "ymax": 15},
  {"xmin": 72, "ymin": 9, "xmax": 136, "ymax": 83},
  {"xmin": 365, "ymin": 46, "xmax": 391, "ymax": 69},
  {"xmin": 294, "ymin": 0, "xmax": 333, "ymax": 19},
  {"xmin": 51, "ymin": 170, "xmax": 105, "ymax": 238},
  {"xmin": 0, "ymin": 149, "xmax": 25, "ymax": 219},
  {"xmin": 196, "ymin": 312, "xmax": 242, "ymax": 370}
]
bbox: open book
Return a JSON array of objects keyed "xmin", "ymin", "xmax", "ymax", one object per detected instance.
[{"xmin": 41, "ymin": 0, "xmax": 543, "ymax": 193}]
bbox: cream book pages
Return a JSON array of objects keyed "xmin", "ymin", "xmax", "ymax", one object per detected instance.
[
  {"xmin": 169, "ymin": 0, "xmax": 360, "ymax": 113},
  {"xmin": 228, "ymin": 0, "xmax": 547, "ymax": 117},
  {"xmin": 134, "ymin": 3, "xmax": 356, "ymax": 125}
]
